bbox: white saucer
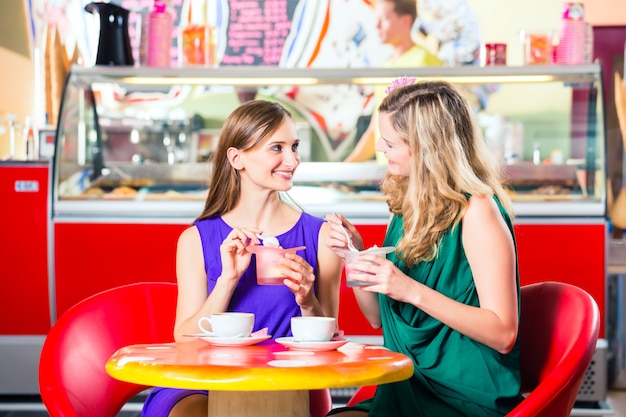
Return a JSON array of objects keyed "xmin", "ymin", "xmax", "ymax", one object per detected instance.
[
  {"xmin": 275, "ymin": 337, "xmax": 350, "ymax": 351},
  {"xmin": 185, "ymin": 334, "xmax": 272, "ymax": 347}
]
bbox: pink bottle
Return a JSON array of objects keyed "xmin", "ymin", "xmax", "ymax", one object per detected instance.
[{"xmin": 147, "ymin": 0, "xmax": 172, "ymax": 67}]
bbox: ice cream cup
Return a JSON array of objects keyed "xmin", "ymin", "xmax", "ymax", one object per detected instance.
[
  {"xmin": 247, "ymin": 245, "xmax": 306, "ymax": 285},
  {"xmin": 336, "ymin": 246, "xmax": 395, "ymax": 287}
]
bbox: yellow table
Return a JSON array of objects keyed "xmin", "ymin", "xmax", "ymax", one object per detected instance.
[{"xmin": 106, "ymin": 339, "xmax": 413, "ymax": 417}]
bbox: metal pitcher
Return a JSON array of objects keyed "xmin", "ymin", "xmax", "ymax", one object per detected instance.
[{"xmin": 85, "ymin": 2, "xmax": 134, "ymax": 66}]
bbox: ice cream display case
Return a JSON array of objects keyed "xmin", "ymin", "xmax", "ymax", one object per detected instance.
[
  {"xmin": 50, "ymin": 64, "xmax": 608, "ymax": 337},
  {"xmin": 53, "ymin": 64, "xmax": 606, "ymax": 218}
]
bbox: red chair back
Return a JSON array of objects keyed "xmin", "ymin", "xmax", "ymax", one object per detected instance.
[
  {"xmin": 39, "ymin": 281, "xmax": 332, "ymax": 417},
  {"xmin": 507, "ymin": 281, "xmax": 599, "ymax": 416},
  {"xmin": 346, "ymin": 282, "xmax": 600, "ymax": 417},
  {"xmin": 39, "ymin": 282, "xmax": 178, "ymax": 417}
]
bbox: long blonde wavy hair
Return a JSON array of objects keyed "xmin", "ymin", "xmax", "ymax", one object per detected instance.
[{"xmin": 379, "ymin": 80, "xmax": 513, "ymax": 268}]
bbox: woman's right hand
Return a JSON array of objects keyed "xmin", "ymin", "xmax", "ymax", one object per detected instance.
[
  {"xmin": 324, "ymin": 212, "xmax": 364, "ymax": 253},
  {"xmin": 219, "ymin": 227, "xmax": 260, "ymax": 281}
]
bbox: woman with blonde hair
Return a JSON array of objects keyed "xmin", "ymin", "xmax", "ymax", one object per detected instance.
[{"xmin": 326, "ymin": 80, "xmax": 524, "ymax": 416}]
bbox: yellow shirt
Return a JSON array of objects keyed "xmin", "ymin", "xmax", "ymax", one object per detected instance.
[{"xmin": 374, "ymin": 45, "xmax": 443, "ymax": 163}]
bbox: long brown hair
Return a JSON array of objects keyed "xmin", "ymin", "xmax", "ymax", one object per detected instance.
[
  {"xmin": 195, "ymin": 100, "xmax": 292, "ymax": 222},
  {"xmin": 379, "ymin": 80, "xmax": 513, "ymax": 267}
]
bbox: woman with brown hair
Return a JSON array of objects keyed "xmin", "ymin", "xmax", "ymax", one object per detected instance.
[{"xmin": 142, "ymin": 100, "xmax": 342, "ymax": 417}]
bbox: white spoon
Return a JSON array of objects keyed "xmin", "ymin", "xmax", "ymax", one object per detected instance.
[
  {"xmin": 331, "ymin": 212, "xmax": 358, "ymax": 252},
  {"xmin": 257, "ymin": 234, "xmax": 280, "ymax": 247}
]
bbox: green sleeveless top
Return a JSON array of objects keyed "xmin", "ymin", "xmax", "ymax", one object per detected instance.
[{"xmin": 351, "ymin": 197, "xmax": 524, "ymax": 416}]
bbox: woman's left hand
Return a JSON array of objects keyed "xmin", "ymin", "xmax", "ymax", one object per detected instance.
[
  {"xmin": 347, "ymin": 254, "xmax": 414, "ymax": 303},
  {"xmin": 281, "ymin": 252, "xmax": 316, "ymax": 306}
]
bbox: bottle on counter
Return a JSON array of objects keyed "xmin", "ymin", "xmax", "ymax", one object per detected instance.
[
  {"xmin": 23, "ymin": 116, "xmax": 38, "ymax": 161},
  {"xmin": 4, "ymin": 113, "xmax": 17, "ymax": 160},
  {"xmin": 180, "ymin": 0, "xmax": 216, "ymax": 67},
  {"xmin": 138, "ymin": 11, "xmax": 150, "ymax": 66},
  {"xmin": 147, "ymin": 0, "xmax": 173, "ymax": 67},
  {"xmin": 533, "ymin": 142, "xmax": 541, "ymax": 165}
]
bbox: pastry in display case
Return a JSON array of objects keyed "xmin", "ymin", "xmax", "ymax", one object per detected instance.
[{"xmin": 52, "ymin": 64, "xmax": 606, "ymax": 220}]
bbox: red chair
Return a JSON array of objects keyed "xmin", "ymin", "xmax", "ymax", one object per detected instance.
[
  {"xmin": 346, "ymin": 282, "xmax": 600, "ymax": 417},
  {"xmin": 39, "ymin": 282, "xmax": 332, "ymax": 417}
]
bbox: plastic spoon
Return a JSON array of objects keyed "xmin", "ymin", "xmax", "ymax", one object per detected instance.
[
  {"xmin": 257, "ymin": 234, "xmax": 280, "ymax": 247},
  {"xmin": 331, "ymin": 212, "xmax": 358, "ymax": 252}
]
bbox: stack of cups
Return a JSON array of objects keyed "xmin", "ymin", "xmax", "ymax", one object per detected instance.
[{"xmin": 555, "ymin": 2, "xmax": 586, "ymax": 65}]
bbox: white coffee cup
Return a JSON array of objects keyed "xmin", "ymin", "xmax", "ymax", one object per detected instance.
[
  {"xmin": 291, "ymin": 316, "xmax": 336, "ymax": 342},
  {"xmin": 198, "ymin": 312, "xmax": 254, "ymax": 338}
]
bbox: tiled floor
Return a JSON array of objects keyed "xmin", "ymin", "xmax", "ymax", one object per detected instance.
[
  {"xmin": 0, "ymin": 394, "xmax": 143, "ymax": 417},
  {"xmin": 0, "ymin": 391, "xmax": 352, "ymax": 417},
  {"xmin": 1, "ymin": 390, "xmax": 625, "ymax": 416},
  {"xmin": 0, "ymin": 412, "xmax": 140, "ymax": 417}
]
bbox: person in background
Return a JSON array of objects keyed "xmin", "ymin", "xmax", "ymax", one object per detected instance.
[
  {"xmin": 414, "ymin": 0, "xmax": 499, "ymax": 110},
  {"xmin": 344, "ymin": 0, "xmax": 442, "ymax": 163},
  {"xmin": 141, "ymin": 100, "xmax": 343, "ymax": 417},
  {"xmin": 326, "ymin": 79, "xmax": 524, "ymax": 416}
]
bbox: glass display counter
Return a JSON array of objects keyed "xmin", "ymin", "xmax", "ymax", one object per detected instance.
[
  {"xmin": 49, "ymin": 64, "xmax": 609, "ymax": 341},
  {"xmin": 53, "ymin": 64, "xmax": 606, "ymax": 221}
]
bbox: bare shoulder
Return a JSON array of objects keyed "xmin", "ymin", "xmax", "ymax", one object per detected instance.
[
  {"xmin": 319, "ymin": 219, "xmax": 331, "ymax": 235},
  {"xmin": 178, "ymin": 225, "xmax": 201, "ymax": 248},
  {"xmin": 317, "ymin": 221, "xmax": 341, "ymax": 259},
  {"xmin": 317, "ymin": 220, "xmax": 332, "ymax": 250},
  {"xmin": 463, "ymin": 195, "xmax": 512, "ymax": 251},
  {"xmin": 464, "ymin": 195, "xmax": 500, "ymax": 223}
]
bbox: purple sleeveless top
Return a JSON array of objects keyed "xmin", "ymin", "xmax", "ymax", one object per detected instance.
[
  {"xmin": 140, "ymin": 212, "xmax": 325, "ymax": 416},
  {"xmin": 194, "ymin": 212, "xmax": 324, "ymax": 339}
]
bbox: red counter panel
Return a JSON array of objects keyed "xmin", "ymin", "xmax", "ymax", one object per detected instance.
[
  {"xmin": 0, "ymin": 163, "xmax": 50, "ymax": 334},
  {"xmin": 53, "ymin": 221, "xmax": 606, "ymax": 338},
  {"xmin": 54, "ymin": 221, "xmax": 388, "ymax": 335},
  {"xmin": 342, "ymin": 222, "xmax": 607, "ymax": 337},
  {"xmin": 53, "ymin": 223, "xmax": 187, "ymax": 317},
  {"xmin": 514, "ymin": 223, "xmax": 606, "ymax": 336},
  {"xmin": 338, "ymin": 225, "xmax": 388, "ymax": 336}
]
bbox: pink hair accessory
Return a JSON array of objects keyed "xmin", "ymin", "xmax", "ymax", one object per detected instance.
[{"xmin": 385, "ymin": 76, "xmax": 416, "ymax": 95}]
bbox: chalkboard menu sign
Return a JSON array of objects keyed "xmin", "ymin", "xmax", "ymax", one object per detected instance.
[{"xmin": 220, "ymin": 0, "xmax": 299, "ymax": 66}]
